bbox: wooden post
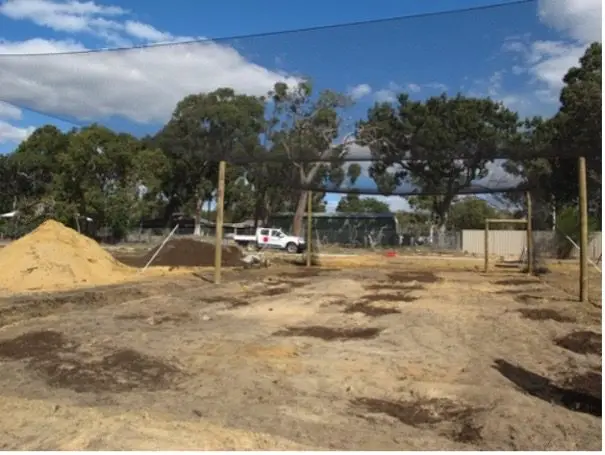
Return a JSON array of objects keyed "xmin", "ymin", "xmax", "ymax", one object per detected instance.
[
  {"xmin": 578, "ymin": 156, "xmax": 588, "ymax": 302},
  {"xmin": 526, "ymin": 191, "xmax": 533, "ymax": 275},
  {"xmin": 214, "ymin": 160, "xmax": 226, "ymax": 285},
  {"xmin": 306, "ymin": 190, "xmax": 313, "ymax": 267},
  {"xmin": 484, "ymin": 220, "xmax": 489, "ymax": 273}
]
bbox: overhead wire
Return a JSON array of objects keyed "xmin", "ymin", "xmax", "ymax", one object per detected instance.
[
  {"xmin": 0, "ymin": 0, "xmax": 566, "ymax": 195},
  {"xmin": 0, "ymin": 0, "xmax": 537, "ymax": 58}
]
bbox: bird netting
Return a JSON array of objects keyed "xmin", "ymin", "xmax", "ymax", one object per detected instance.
[{"xmin": 0, "ymin": 0, "xmax": 600, "ymax": 270}]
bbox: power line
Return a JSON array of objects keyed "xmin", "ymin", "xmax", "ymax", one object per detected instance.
[
  {"xmin": 0, "ymin": 98, "xmax": 85, "ymax": 128},
  {"xmin": 0, "ymin": 0, "xmax": 537, "ymax": 58}
]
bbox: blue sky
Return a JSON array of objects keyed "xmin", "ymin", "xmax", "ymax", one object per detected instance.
[{"xmin": 0, "ymin": 0, "xmax": 600, "ymax": 211}]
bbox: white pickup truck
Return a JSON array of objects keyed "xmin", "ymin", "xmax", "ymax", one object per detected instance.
[{"xmin": 230, "ymin": 227, "xmax": 306, "ymax": 254}]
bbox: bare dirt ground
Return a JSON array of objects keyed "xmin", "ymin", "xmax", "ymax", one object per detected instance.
[
  {"xmin": 0, "ymin": 261, "xmax": 601, "ymax": 450},
  {"xmin": 542, "ymin": 264, "xmax": 602, "ymax": 307}
]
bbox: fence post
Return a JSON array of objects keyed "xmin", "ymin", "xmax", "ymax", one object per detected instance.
[
  {"xmin": 306, "ymin": 190, "xmax": 313, "ymax": 267},
  {"xmin": 214, "ymin": 160, "xmax": 226, "ymax": 285},
  {"xmin": 484, "ymin": 221, "xmax": 489, "ymax": 273},
  {"xmin": 526, "ymin": 191, "xmax": 533, "ymax": 275},
  {"xmin": 578, "ymin": 156, "xmax": 588, "ymax": 302}
]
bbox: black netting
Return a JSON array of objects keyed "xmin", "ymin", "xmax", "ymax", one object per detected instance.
[{"xmin": 0, "ymin": 0, "xmax": 600, "ymax": 275}]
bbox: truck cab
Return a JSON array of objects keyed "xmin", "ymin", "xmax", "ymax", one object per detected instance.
[{"xmin": 232, "ymin": 227, "xmax": 306, "ymax": 254}]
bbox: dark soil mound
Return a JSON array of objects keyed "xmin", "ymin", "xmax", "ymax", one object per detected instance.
[
  {"xmin": 555, "ymin": 331, "xmax": 602, "ymax": 355},
  {"xmin": 119, "ymin": 238, "xmax": 244, "ymax": 268}
]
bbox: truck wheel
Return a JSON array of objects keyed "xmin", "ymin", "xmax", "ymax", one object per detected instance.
[{"xmin": 286, "ymin": 242, "xmax": 298, "ymax": 254}]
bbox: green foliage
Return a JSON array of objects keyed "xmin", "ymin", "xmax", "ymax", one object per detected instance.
[
  {"xmin": 357, "ymin": 93, "xmax": 518, "ymax": 228},
  {"xmin": 406, "ymin": 196, "xmax": 504, "ymax": 230},
  {"xmin": 2, "ymin": 123, "xmax": 170, "ymax": 241},
  {"xmin": 395, "ymin": 210, "xmax": 430, "ymax": 234},
  {"xmin": 267, "ymin": 80, "xmax": 359, "ymax": 235},
  {"xmin": 153, "ymin": 88, "xmax": 266, "ymax": 228},
  {"xmin": 503, "ymin": 42, "xmax": 602, "ymax": 225},
  {"xmin": 0, "ymin": 47, "xmax": 599, "ymax": 245},
  {"xmin": 554, "ymin": 206, "xmax": 599, "ymax": 259},
  {"xmin": 447, "ymin": 197, "xmax": 503, "ymax": 230},
  {"xmin": 336, "ymin": 193, "xmax": 390, "ymax": 213}
]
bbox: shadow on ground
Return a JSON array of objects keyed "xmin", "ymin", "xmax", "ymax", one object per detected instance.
[
  {"xmin": 351, "ymin": 396, "xmax": 486, "ymax": 444},
  {"xmin": 555, "ymin": 331, "xmax": 602, "ymax": 355},
  {"xmin": 517, "ymin": 308, "xmax": 576, "ymax": 323},
  {"xmin": 387, "ymin": 271, "xmax": 440, "ymax": 284},
  {"xmin": 493, "ymin": 278, "xmax": 540, "ymax": 286},
  {"xmin": 493, "ymin": 359, "xmax": 601, "ymax": 418},
  {"xmin": 273, "ymin": 326, "xmax": 383, "ymax": 341}
]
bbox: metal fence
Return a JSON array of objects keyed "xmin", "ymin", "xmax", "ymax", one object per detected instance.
[
  {"xmin": 461, "ymin": 230, "xmax": 602, "ymax": 260},
  {"xmin": 5, "ymin": 220, "xmax": 600, "ymax": 261},
  {"xmin": 118, "ymin": 226, "xmax": 464, "ymax": 251}
]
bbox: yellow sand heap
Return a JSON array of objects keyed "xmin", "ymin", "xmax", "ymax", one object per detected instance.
[{"xmin": 0, "ymin": 220, "xmax": 138, "ymax": 294}]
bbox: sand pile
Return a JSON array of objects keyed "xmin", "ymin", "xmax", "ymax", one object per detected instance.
[
  {"xmin": 0, "ymin": 396, "xmax": 318, "ymax": 450},
  {"xmin": 0, "ymin": 220, "xmax": 137, "ymax": 294},
  {"xmin": 118, "ymin": 238, "xmax": 244, "ymax": 268}
]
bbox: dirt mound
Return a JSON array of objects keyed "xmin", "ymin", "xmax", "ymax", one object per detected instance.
[
  {"xmin": 125, "ymin": 238, "xmax": 243, "ymax": 268},
  {"xmin": 0, "ymin": 395, "xmax": 317, "ymax": 450},
  {"xmin": 0, "ymin": 220, "xmax": 136, "ymax": 294},
  {"xmin": 555, "ymin": 331, "xmax": 602, "ymax": 355}
]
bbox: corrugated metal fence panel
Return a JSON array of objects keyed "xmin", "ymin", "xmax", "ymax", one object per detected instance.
[
  {"xmin": 462, "ymin": 230, "xmax": 526, "ymax": 257},
  {"xmin": 568, "ymin": 232, "xmax": 602, "ymax": 260},
  {"xmin": 462, "ymin": 230, "xmax": 602, "ymax": 259}
]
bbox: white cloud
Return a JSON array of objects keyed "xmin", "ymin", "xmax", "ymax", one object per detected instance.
[
  {"xmin": 511, "ymin": 65, "xmax": 524, "ymax": 75},
  {"xmin": 0, "ymin": 0, "xmax": 125, "ymax": 37},
  {"xmin": 502, "ymin": 0, "xmax": 601, "ymax": 103},
  {"xmin": 475, "ymin": 160, "xmax": 522, "ymax": 188},
  {"xmin": 123, "ymin": 20, "xmax": 173, "ymax": 43},
  {"xmin": 467, "ymin": 70, "xmax": 533, "ymax": 114},
  {"xmin": 538, "ymin": 0, "xmax": 602, "ymax": 43},
  {"xmin": 373, "ymin": 82, "xmax": 402, "ymax": 103},
  {"xmin": 0, "ymin": 100, "xmax": 33, "ymax": 144},
  {"xmin": 348, "ymin": 83, "xmax": 372, "ymax": 100},
  {"xmin": 374, "ymin": 81, "xmax": 448, "ymax": 103},
  {"xmin": 0, "ymin": 0, "xmax": 196, "ymax": 47},
  {"xmin": 423, "ymin": 82, "xmax": 448, "ymax": 92},
  {"xmin": 0, "ymin": 120, "xmax": 34, "ymax": 143},
  {"xmin": 0, "ymin": 101, "xmax": 23, "ymax": 120},
  {"xmin": 373, "ymin": 89, "xmax": 396, "ymax": 103},
  {"xmin": 0, "ymin": 0, "xmax": 300, "ymax": 127},
  {"xmin": 371, "ymin": 195, "xmax": 411, "ymax": 211}
]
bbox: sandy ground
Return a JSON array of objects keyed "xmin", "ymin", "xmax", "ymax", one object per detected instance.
[{"xmin": 0, "ymin": 262, "xmax": 601, "ymax": 450}]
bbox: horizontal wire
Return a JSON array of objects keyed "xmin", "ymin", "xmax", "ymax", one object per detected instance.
[
  {"xmin": 0, "ymin": 0, "xmax": 536, "ymax": 58},
  {"xmin": 275, "ymin": 184, "xmax": 532, "ymax": 196}
]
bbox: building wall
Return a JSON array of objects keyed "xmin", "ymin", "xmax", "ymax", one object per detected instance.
[{"xmin": 461, "ymin": 230, "xmax": 602, "ymax": 260}]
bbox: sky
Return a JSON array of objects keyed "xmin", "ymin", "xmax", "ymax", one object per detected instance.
[{"xmin": 0, "ymin": 0, "xmax": 601, "ymax": 212}]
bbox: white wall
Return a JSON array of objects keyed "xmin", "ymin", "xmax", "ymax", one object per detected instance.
[{"xmin": 461, "ymin": 230, "xmax": 602, "ymax": 260}]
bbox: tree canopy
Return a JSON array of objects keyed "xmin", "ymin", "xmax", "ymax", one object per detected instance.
[
  {"xmin": 336, "ymin": 193, "xmax": 390, "ymax": 213},
  {"xmin": 356, "ymin": 92, "xmax": 519, "ymax": 243},
  {"xmin": 0, "ymin": 42, "xmax": 600, "ymax": 241},
  {"xmin": 502, "ymin": 42, "xmax": 602, "ymax": 226}
]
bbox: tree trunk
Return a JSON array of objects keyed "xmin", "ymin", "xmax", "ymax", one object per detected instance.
[
  {"xmin": 253, "ymin": 189, "xmax": 265, "ymax": 229},
  {"xmin": 432, "ymin": 207, "xmax": 450, "ymax": 248},
  {"xmin": 193, "ymin": 196, "xmax": 203, "ymax": 236},
  {"xmin": 162, "ymin": 197, "xmax": 179, "ymax": 227},
  {"xmin": 291, "ymin": 190, "xmax": 308, "ymax": 237},
  {"xmin": 436, "ymin": 222, "xmax": 447, "ymax": 248},
  {"xmin": 291, "ymin": 161, "xmax": 325, "ymax": 236}
]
